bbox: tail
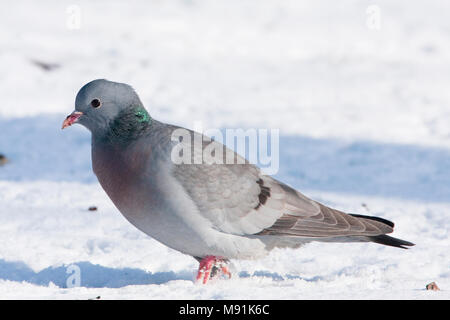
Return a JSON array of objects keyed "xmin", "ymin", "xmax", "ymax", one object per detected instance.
[
  {"xmin": 367, "ymin": 234, "xmax": 415, "ymax": 249},
  {"xmin": 349, "ymin": 213, "xmax": 415, "ymax": 249}
]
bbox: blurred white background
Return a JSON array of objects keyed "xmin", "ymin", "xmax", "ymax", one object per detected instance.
[{"xmin": 1, "ymin": 0, "xmax": 450, "ymax": 146}]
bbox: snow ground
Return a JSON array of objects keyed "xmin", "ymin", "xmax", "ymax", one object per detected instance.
[{"xmin": 0, "ymin": 0, "xmax": 449, "ymax": 299}]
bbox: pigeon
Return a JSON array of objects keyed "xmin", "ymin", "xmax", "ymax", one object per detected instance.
[{"xmin": 62, "ymin": 79, "xmax": 414, "ymax": 284}]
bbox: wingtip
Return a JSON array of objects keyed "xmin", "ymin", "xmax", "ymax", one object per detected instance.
[{"xmin": 349, "ymin": 213, "xmax": 395, "ymax": 228}]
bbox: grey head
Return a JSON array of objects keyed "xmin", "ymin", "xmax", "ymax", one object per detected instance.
[{"xmin": 62, "ymin": 79, "xmax": 151, "ymax": 142}]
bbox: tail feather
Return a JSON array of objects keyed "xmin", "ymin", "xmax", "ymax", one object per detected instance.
[
  {"xmin": 349, "ymin": 213, "xmax": 414, "ymax": 249},
  {"xmin": 367, "ymin": 234, "xmax": 415, "ymax": 249}
]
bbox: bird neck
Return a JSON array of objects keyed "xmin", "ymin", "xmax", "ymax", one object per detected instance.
[{"xmin": 99, "ymin": 106, "xmax": 152, "ymax": 146}]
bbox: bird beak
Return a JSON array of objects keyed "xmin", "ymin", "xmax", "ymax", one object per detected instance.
[{"xmin": 62, "ymin": 111, "xmax": 83, "ymax": 129}]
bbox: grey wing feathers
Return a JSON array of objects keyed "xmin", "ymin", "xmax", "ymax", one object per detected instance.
[
  {"xmin": 168, "ymin": 126, "xmax": 399, "ymax": 239},
  {"xmin": 255, "ymin": 180, "xmax": 394, "ymax": 238}
]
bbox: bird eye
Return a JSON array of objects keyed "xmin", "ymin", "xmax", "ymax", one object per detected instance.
[{"xmin": 91, "ymin": 99, "xmax": 101, "ymax": 108}]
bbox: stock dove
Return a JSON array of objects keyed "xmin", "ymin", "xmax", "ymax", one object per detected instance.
[{"xmin": 63, "ymin": 79, "xmax": 414, "ymax": 283}]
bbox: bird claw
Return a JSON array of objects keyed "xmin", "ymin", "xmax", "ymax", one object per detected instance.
[{"xmin": 196, "ymin": 256, "xmax": 231, "ymax": 284}]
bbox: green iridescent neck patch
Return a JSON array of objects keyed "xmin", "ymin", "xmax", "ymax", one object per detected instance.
[{"xmin": 135, "ymin": 107, "xmax": 150, "ymax": 123}]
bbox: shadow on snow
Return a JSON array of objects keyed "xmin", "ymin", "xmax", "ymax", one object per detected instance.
[
  {"xmin": 0, "ymin": 259, "xmax": 193, "ymax": 288},
  {"xmin": 0, "ymin": 258, "xmax": 328, "ymax": 288}
]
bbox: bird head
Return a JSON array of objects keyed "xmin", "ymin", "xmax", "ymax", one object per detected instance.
[{"xmin": 62, "ymin": 79, "xmax": 151, "ymax": 141}]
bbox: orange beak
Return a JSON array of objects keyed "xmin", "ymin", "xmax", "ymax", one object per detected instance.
[{"xmin": 62, "ymin": 111, "xmax": 83, "ymax": 129}]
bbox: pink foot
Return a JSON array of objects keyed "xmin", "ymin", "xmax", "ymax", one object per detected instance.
[{"xmin": 196, "ymin": 256, "xmax": 231, "ymax": 284}]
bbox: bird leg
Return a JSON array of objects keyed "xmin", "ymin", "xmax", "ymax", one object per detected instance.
[{"xmin": 196, "ymin": 256, "xmax": 231, "ymax": 284}]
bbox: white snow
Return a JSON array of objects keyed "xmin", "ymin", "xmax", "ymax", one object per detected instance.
[{"xmin": 0, "ymin": 0, "xmax": 449, "ymax": 299}]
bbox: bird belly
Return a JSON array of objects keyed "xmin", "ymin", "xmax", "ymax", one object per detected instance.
[
  {"xmin": 117, "ymin": 190, "xmax": 270, "ymax": 260},
  {"xmin": 92, "ymin": 148, "xmax": 270, "ymax": 260}
]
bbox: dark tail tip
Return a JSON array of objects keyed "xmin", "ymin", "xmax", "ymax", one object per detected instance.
[{"xmin": 368, "ymin": 234, "xmax": 415, "ymax": 249}]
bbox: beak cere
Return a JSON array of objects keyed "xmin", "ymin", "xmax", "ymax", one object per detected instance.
[{"xmin": 62, "ymin": 111, "xmax": 83, "ymax": 129}]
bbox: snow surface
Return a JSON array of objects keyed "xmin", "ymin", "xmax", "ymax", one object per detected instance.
[{"xmin": 0, "ymin": 0, "xmax": 449, "ymax": 299}]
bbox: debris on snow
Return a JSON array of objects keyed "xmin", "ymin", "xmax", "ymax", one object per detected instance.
[
  {"xmin": 426, "ymin": 282, "xmax": 440, "ymax": 291},
  {"xmin": 0, "ymin": 154, "xmax": 8, "ymax": 166}
]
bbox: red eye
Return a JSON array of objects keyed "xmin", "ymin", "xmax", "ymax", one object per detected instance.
[{"xmin": 91, "ymin": 99, "xmax": 101, "ymax": 108}]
